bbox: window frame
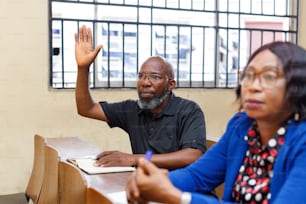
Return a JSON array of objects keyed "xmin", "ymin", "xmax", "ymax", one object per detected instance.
[{"xmin": 49, "ymin": 0, "xmax": 299, "ymax": 89}]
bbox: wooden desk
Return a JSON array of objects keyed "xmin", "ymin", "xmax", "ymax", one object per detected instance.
[
  {"xmin": 47, "ymin": 137, "xmax": 101, "ymax": 160},
  {"xmin": 85, "ymin": 172, "xmax": 131, "ymax": 195},
  {"xmin": 47, "ymin": 137, "xmax": 131, "ymax": 204}
]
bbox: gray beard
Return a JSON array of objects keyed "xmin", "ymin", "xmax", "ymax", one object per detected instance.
[{"xmin": 137, "ymin": 91, "xmax": 170, "ymax": 110}]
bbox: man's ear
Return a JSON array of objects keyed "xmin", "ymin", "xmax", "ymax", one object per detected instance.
[{"xmin": 168, "ymin": 79, "xmax": 176, "ymax": 90}]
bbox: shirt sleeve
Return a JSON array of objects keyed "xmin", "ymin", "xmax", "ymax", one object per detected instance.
[
  {"xmin": 177, "ymin": 101, "xmax": 206, "ymax": 152},
  {"xmin": 168, "ymin": 112, "xmax": 250, "ymax": 204},
  {"xmin": 99, "ymin": 100, "xmax": 136, "ymax": 131},
  {"xmin": 270, "ymin": 126, "xmax": 306, "ymax": 203},
  {"xmin": 169, "ymin": 169, "xmax": 231, "ymax": 204}
]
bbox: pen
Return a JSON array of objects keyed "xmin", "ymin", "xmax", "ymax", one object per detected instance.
[{"xmin": 145, "ymin": 150, "xmax": 153, "ymax": 161}]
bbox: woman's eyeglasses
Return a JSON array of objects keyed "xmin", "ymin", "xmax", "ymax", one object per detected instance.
[{"xmin": 240, "ymin": 69, "xmax": 285, "ymax": 88}]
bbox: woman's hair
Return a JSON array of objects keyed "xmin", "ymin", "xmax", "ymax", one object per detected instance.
[{"xmin": 235, "ymin": 41, "xmax": 306, "ymax": 120}]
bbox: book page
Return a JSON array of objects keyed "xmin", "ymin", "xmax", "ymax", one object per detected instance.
[{"xmin": 69, "ymin": 158, "xmax": 135, "ymax": 174}]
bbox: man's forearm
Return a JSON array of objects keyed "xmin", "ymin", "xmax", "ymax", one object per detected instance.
[
  {"xmin": 75, "ymin": 67, "xmax": 95, "ymax": 117},
  {"xmin": 151, "ymin": 148, "xmax": 202, "ymax": 170}
]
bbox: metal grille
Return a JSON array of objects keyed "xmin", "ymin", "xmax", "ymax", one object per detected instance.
[{"xmin": 50, "ymin": 0, "xmax": 299, "ymax": 89}]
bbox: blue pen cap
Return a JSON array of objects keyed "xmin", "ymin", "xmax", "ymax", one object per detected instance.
[{"xmin": 145, "ymin": 150, "xmax": 153, "ymax": 161}]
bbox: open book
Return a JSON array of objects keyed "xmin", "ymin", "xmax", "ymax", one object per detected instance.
[{"xmin": 67, "ymin": 158, "xmax": 135, "ymax": 174}]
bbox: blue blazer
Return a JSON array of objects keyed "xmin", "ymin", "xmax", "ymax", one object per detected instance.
[{"xmin": 169, "ymin": 112, "xmax": 306, "ymax": 204}]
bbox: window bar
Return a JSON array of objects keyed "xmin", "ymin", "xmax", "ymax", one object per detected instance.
[
  {"xmin": 176, "ymin": 26, "xmax": 180, "ymax": 86},
  {"xmin": 122, "ymin": 23, "xmax": 126, "ymax": 87},
  {"xmin": 107, "ymin": 23, "xmax": 111, "ymax": 87},
  {"xmin": 214, "ymin": 0, "xmax": 219, "ymax": 87},
  {"xmin": 248, "ymin": 30, "xmax": 253, "ymax": 60},
  {"xmin": 136, "ymin": 4, "xmax": 140, "ymax": 78},
  {"xmin": 202, "ymin": 27, "xmax": 206, "ymax": 87},
  {"xmin": 225, "ymin": 0, "xmax": 230, "ymax": 87},
  {"xmin": 60, "ymin": 20, "xmax": 65, "ymax": 88},
  {"xmin": 189, "ymin": 26, "xmax": 193, "ymax": 87}
]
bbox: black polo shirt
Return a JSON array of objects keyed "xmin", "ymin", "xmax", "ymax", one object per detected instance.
[{"xmin": 99, "ymin": 93, "xmax": 206, "ymax": 154}]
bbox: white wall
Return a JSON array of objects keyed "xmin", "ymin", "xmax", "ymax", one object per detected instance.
[{"xmin": 0, "ymin": 0, "xmax": 305, "ymax": 193}]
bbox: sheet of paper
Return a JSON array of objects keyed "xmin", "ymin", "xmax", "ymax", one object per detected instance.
[
  {"xmin": 107, "ymin": 191, "xmax": 128, "ymax": 204},
  {"xmin": 107, "ymin": 191, "xmax": 163, "ymax": 204},
  {"xmin": 72, "ymin": 158, "xmax": 135, "ymax": 174}
]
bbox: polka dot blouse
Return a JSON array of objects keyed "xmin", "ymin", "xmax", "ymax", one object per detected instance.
[{"xmin": 232, "ymin": 123, "xmax": 286, "ymax": 204}]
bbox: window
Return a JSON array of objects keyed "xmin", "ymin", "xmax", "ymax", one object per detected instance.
[{"xmin": 50, "ymin": 0, "xmax": 299, "ymax": 89}]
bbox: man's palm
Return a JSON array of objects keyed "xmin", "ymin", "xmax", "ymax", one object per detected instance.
[{"xmin": 74, "ymin": 26, "xmax": 102, "ymax": 68}]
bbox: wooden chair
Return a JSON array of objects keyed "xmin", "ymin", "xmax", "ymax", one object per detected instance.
[
  {"xmin": 59, "ymin": 161, "xmax": 87, "ymax": 204},
  {"xmin": 86, "ymin": 187, "xmax": 112, "ymax": 204},
  {"xmin": 0, "ymin": 134, "xmax": 46, "ymax": 204},
  {"xmin": 36, "ymin": 145, "xmax": 59, "ymax": 204},
  {"xmin": 59, "ymin": 161, "xmax": 113, "ymax": 204},
  {"xmin": 207, "ymin": 137, "xmax": 224, "ymax": 200},
  {"xmin": 25, "ymin": 134, "xmax": 46, "ymax": 203}
]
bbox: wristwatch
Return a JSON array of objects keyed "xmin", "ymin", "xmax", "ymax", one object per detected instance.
[{"xmin": 181, "ymin": 192, "xmax": 192, "ymax": 204}]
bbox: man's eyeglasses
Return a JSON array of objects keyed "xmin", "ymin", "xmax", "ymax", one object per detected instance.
[
  {"xmin": 137, "ymin": 73, "xmax": 168, "ymax": 83},
  {"xmin": 240, "ymin": 69, "xmax": 285, "ymax": 88}
]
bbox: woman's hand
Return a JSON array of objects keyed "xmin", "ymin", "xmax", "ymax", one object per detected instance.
[
  {"xmin": 126, "ymin": 170, "xmax": 148, "ymax": 204},
  {"xmin": 126, "ymin": 158, "xmax": 182, "ymax": 204},
  {"xmin": 74, "ymin": 25, "xmax": 103, "ymax": 69}
]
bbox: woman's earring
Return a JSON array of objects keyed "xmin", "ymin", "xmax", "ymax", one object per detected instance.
[{"xmin": 294, "ymin": 112, "xmax": 300, "ymax": 121}]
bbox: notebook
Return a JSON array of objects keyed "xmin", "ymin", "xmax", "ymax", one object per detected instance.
[{"xmin": 67, "ymin": 158, "xmax": 135, "ymax": 174}]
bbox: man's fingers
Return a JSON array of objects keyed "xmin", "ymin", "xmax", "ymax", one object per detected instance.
[
  {"xmin": 95, "ymin": 44, "xmax": 103, "ymax": 53},
  {"xmin": 87, "ymin": 27, "xmax": 92, "ymax": 42},
  {"xmin": 79, "ymin": 26, "xmax": 84, "ymax": 41},
  {"xmin": 74, "ymin": 33, "xmax": 79, "ymax": 43},
  {"xmin": 78, "ymin": 25, "xmax": 89, "ymax": 42}
]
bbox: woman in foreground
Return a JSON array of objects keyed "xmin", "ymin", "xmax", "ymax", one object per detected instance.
[{"xmin": 126, "ymin": 41, "xmax": 306, "ymax": 204}]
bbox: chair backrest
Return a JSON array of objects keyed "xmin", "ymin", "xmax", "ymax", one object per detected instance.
[
  {"xmin": 207, "ymin": 139, "xmax": 216, "ymax": 149},
  {"xmin": 25, "ymin": 134, "xmax": 46, "ymax": 203},
  {"xmin": 86, "ymin": 187, "xmax": 112, "ymax": 204},
  {"xmin": 59, "ymin": 161, "xmax": 87, "ymax": 204},
  {"xmin": 207, "ymin": 138, "xmax": 224, "ymax": 200},
  {"xmin": 37, "ymin": 145, "xmax": 60, "ymax": 204}
]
